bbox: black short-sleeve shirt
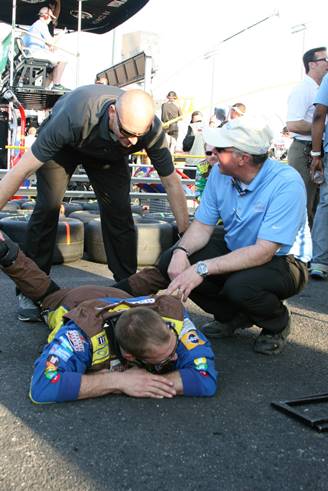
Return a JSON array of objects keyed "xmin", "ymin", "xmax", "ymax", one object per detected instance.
[{"xmin": 31, "ymin": 84, "xmax": 174, "ymax": 177}]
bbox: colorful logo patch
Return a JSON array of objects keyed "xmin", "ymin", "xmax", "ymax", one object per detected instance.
[
  {"xmin": 181, "ymin": 330, "xmax": 205, "ymax": 350},
  {"xmin": 194, "ymin": 357, "xmax": 208, "ymax": 371},
  {"xmin": 97, "ymin": 334, "xmax": 106, "ymax": 345},
  {"xmin": 49, "ymin": 344, "xmax": 72, "ymax": 362},
  {"xmin": 66, "ymin": 330, "xmax": 85, "ymax": 352}
]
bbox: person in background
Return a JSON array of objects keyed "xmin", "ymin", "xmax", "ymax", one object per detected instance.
[
  {"xmin": 95, "ymin": 75, "xmax": 109, "ymax": 85},
  {"xmin": 287, "ymin": 47, "xmax": 328, "ymax": 226},
  {"xmin": 195, "ymin": 144, "xmax": 217, "ymax": 202},
  {"xmin": 22, "ymin": 6, "xmax": 67, "ymax": 90},
  {"xmin": 228, "ymin": 103, "xmax": 246, "ymax": 120},
  {"xmin": 48, "ymin": 0, "xmax": 61, "ymax": 36},
  {"xmin": 161, "ymin": 91, "xmax": 182, "ymax": 155},
  {"xmin": 309, "ymin": 71, "xmax": 328, "ymax": 280},
  {"xmin": 25, "ymin": 126, "xmax": 37, "ymax": 148},
  {"xmin": 182, "ymin": 110, "xmax": 204, "ymax": 179}
]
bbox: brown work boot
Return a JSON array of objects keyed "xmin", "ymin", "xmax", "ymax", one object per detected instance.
[
  {"xmin": 253, "ymin": 304, "xmax": 292, "ymax": 355},
  {"xmin": 201, "ymin": 312, "xmax": 253, "ymax": 339}
]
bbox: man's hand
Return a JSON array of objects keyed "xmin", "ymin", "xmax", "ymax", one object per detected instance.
[
  {"xmin": 167, "ymin": 250, "xmax": 190, "ymax": 280},
  {"xmin": 118, "ymin": 367, "xmax": 177, "ymax": 399},
  {"xmin": 310, "ymin": 156, "xmax": 323, "ymax": 179},
  {"xmin": 165, "ymin": 264, "xmax": 203, "ymax": 301}
]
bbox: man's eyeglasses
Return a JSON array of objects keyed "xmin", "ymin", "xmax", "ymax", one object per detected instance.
[
  {"xmin": 154, "ymin": 326, "xmax": 179, "ymax": 370},
  {"xmin": 205, "ymin": 150, "xmax": 213, "ymax": 156},
  {"xmin": 116, "ymin": 110, "xmax": 145, "ymax": 138},
  {"xmin": 136, "ymin": 325, "xmax": 179, "ymax": 372},
  {"xmin": 215, "ymin": 148, "xmax": 236, "ymax": 154},
  {"xmin": 312, "ymin": 57, "xmax": 328, "ymax": 63}
]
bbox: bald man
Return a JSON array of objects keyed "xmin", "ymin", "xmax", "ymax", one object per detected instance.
[{"xmin": 0, "ymin": 84, "xmax": 189, "ymax": 321}]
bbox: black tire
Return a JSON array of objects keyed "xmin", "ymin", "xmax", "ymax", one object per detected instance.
[
  {"xmin": 68, "ymin": 210, "xmax": 100, "ymax": 225},
  {"xmin": 9, "ymin": 198, "xmax": 30, "ymax": 207},
  {"xmin": 53, "ymin": 217, "xmax": 84, "ymax": 264},
  {"xmin": 20, "ymin": 200, "xmax": 36, "ymax": 210},
  {"xmin": 85, "ymin": 218, "xmax": 107, "ymax": 263},
  {"xmin": 131, "ymin": 205, "xmax": 144, "ymax": 216},
  {"xmin": 68, "ymin": 211, "xmax": 100, "ymax": 252},
  {"xmin": 2, "ymin": 201, "xmax": 20, "ymax": 212},
  {"xmin": 136, "ymin": 219, "xmax": 174, "ymax": 266},
  {"xmin": 62, "ymin": 201, "xmax": 83, "ymax": 216},
  {"xmin": 85, "ymin": 218, "xmax": 174, "ymax": 266},
  {"xmin": 0, "ymin": 215, "xmax": 84, "ymax": 264},
  {"xmin": 81, "ymin": 201, "xmax": 100, "ymax": 212}
]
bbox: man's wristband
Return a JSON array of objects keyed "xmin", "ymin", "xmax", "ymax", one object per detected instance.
[
  {"xmin": 310, "ymin": 150, "xmax": 321, "ymax": 157},
  {"xmin": 172, "ymin": 245, "xmax": 190, "ymax": 257}
]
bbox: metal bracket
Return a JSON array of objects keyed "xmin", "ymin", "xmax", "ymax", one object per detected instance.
[{"xmin": 271, "ymin": 393, "xmax": 328, "ymax": 432}]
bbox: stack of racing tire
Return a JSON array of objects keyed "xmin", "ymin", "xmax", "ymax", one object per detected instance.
[{"xmin": 0, "ymin": 200, "xmax": 181, "ymax": 267}]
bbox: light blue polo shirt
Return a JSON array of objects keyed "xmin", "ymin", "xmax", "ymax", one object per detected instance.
[
  {"xmin": 195, "ymin": 158, "xmax": 312, "ymax": 263},
  {"xmin": 22, "ymin": 19, "xmax": 52, "ymax": 50},
  {"xmin": 314, "ymin": 72, "xmax": 328, "ymax": 152}
]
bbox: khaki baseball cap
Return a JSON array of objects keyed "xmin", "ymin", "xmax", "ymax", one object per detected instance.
[{"xmin": 203, "ymin": 116, "xmax": 273, "ymax": 155}]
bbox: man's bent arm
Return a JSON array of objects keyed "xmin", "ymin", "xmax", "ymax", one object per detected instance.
[
  {"xmin": 0, "ymin": 149, "xmax": 43, "ymax": 208},
  {"xmin": 160, "ymin": 172, "xmax": 189, "ymax": 234},
  {"xmin": 166, "ymin": 239, "xmax": 280, "ymax": 300},
  {"xmin": 167, "ymin": 220, "xmax": 214, "ymax": 280},
  {"xmin": 286, "ymin": 120, "xmax": 312, "ymax": 135},
  {"xmin": 310, "ymin": 104, "xmax": 327, "ymax": 175},
  {"xmin": 311, "ymin": 104, "xmax": 327, "ymax": 151},
  {"xmin": 78, "ymin": 368, "xmax": 177, "ymax": 400},
  {"xmin": 207, "ymin": 239, "xmax": 280, "ymax": 275},
  {"xmin": 177, "ymin": 219, "xmax": 214, "ymax": 254}
]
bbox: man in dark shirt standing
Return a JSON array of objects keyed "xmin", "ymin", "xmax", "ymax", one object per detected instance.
[
  {"xmin": 161, "ymin": 91, "xmax": 182, "ymax": 155},
  {"xmin": 0, "ymin": 85, "xmax": 189, "ymax": 320}
]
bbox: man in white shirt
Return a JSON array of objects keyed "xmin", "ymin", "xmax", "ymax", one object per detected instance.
[
  {"xmin": 22, "ymin": 6, "xmax": 67, "ymax": 90},
  {"xmin": 286, "ymin": 47, "xmax": 328, "ymax": 225}
]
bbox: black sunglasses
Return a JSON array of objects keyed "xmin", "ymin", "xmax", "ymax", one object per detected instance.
[
  {"xmin": 205, "ymin": 150, "xmax": 213, "ymax": 156},
  {"xmin": 312, "ymin": 57, "xmax": 328, "ymax": 63}
]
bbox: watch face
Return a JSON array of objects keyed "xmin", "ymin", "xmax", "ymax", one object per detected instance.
[{"xmin": 196, "ymin": 262, "xmax": 208, "ymax": 277}]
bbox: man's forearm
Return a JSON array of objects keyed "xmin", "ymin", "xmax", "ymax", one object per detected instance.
[
  {"xmin": 0, "ymin": 150, "xmax": 42, "ymax": 208},
  {"xmin": 78, "ymin": 371, "xmax": 122, "ymax": 399},
  {"xmin": 178, "ymin": 219, "xmax": 214, "ymax": 254},
  {"xmin": 160, "ymin": 173, "xmax": 189, "ymax": 233},
  {"xmin": 287, "ymin": 120, "xmax": 312, "ymax": 135},
  {"xmin": 207, "ymin": 240, "xmax": 279, "ymax": 275},
  {"xmin": 312, "ymin": 105, "xmax": 327, "ymax": 151}
]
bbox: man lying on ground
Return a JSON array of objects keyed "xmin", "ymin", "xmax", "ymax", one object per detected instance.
[{"xmin": 0, "ymin": 232, "xmax": 217, "ymax": 404}]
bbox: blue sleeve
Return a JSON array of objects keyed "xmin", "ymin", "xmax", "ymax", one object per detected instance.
[
  {"xmin": 176, "ymin": 329, "xmax": 218, "ymax": 397},
  {"xmin": 29, "ymin": 321, "xmax": 92, "ymax": 404},
  {"xmin": 314, "ymin": 74, "xmax": 328, "ymax": 107}
]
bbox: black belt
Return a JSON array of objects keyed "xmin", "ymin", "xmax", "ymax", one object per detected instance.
[{"xmin": 293, "ymin": 139, "xmax": 311, "ymax": 146}]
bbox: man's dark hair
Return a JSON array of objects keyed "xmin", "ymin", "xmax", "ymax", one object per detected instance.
[
  {"xmin": 115, "ymin": 307, "xmax": 170, "ymax": 358},
  {"xmin": 303, "ymin": 47, "xmax": 326, "ymax": 73},
  {"xmin": 167, "ymin": 91, "xmax": 177, "ymax": 99}
]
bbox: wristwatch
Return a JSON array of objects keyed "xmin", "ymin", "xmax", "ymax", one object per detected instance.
[{"xmin": 196, "ymin": 261, "xmax": 208, "ymax": 277}]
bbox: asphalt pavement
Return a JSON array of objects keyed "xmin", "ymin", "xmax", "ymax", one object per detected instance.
[{"xmin": 0, "ymin": 259, "xmax": 327, "ymax": 491}]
